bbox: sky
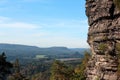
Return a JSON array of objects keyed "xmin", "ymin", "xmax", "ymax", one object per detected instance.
[{"xmin": 0, "ymin": 0, "xmax": 89, "ymax": 48}]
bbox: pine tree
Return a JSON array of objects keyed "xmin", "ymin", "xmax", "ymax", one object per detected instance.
[
  {"xmin": 0, "ymin": 52, "xmax": 13, "ymax": 80},
  {"xmin": 14, "ymin": 59, "xmax": 20, "ymax": 73},
  {"xmin": 74, "ymin": 51, "xmax": 91, "ymax": 80},
  {"xmin": 50, "ymin": 60, "xmax": 74, "ymax": 80},
  {"xmin": 8, "ymin": 59, "xmax": 29, "ymax": 80}
]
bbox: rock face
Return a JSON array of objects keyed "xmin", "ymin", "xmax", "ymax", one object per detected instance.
[{"xmin": 85, "ymin": 0, "xmax": 120, "ymax": 80}]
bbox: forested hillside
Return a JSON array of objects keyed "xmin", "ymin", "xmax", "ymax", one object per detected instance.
[
  {"xmin": 0, "ymin": 51, "xmax": 91, "ymax": 80},
  {"xmin": 0, "ymin": 44, "xmax": 88, "ymax": 62}
]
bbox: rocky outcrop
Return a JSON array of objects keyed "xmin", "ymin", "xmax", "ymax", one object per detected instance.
[{"xmin": 85, "ymin": 0, "xmax": 120, "ymax": 80}]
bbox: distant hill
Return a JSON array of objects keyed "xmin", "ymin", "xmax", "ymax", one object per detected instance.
[
  {"xmin": 0, "ymin": 43, "xmax": 89, "ymax": 60},
  {"xmin": 70, "ymin": 48, "xmax": 90, "ymax": 53}
]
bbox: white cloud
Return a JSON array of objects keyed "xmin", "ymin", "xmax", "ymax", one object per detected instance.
[
  {"xmin": 28, "ymin": 36, "xmax": 90, "ymax": 48},
  {"xmin": 39, "ymin": 19, "xmax": 89, "ymax": 35},
  {"xmin": 0, "ymin": 16, "xmax": 10, "ymax": 22},
  {"xmin": 0, "ymin": 36, "xmax": 89, "ymax": 48},
  {"xmin": 29, "ymin": 32, "xmax": 48, "ymax": 37},
  {"xmin": 0, "ymin": 22, "xmax": 39, "ymax": 29},
  {"xmin": 40, "ymin": 19, "xmax": 88, "ymax": 28},
  {"xmin": 0, "ymin": 32, "xmax": 7, "ymax": 36},
  {"xmin": 0, "ymin": 17, "xmax": 89, "ymax": 48},
  {"xmin": 0, "ymin": 16, "xmax": 40, "ymax": 29}
]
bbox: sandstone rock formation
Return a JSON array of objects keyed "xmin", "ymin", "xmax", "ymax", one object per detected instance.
[{"xmin": 85, "ymin": 0, "xmax": 120, "ymax": 80}]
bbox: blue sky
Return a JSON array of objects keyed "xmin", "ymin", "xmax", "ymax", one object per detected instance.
[{"xmin": 0, "ymin": 0, "xmax": 89, "ymax": 48}]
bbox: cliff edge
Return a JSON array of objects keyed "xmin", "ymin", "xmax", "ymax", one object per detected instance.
[{"xmin": 85, "ymin": 0, "xmax": 120, "ymax": 80}]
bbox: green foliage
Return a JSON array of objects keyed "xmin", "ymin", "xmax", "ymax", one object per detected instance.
[
  {"xmin": 118, "ymin": 63, "xmax": 120, "ymax": 73},
  {"xmin": 0, "ymin": 52, "xmax": 13, "ymax": 80},
  {"xmin": 74, "ymin": 51, "xmax": 91, "ymax": 80},
  {"xmin": 31, "ymin": 72, "xmax": 50, "ymax": 80},
  {"xmin": 98, "ymin": 43, "xmax": 107, "ymax": 50},
  {"xmin": 50, "ymin": 51, "xmax": 91, "ymax": 80},
  {"xmin": 36, "ymin": 55, "xmax": 47, "ymax": 59},
  {"xmin": 114, "ymin": 0, "xmax": 120, "ymax": 10},
  {"xmin": 0, "ymin": 44, "xmax": 86, "ymax": 61},
  {"xmin": 8, "ymin": 59, "xmax": 29, "ymax": 80},
  {"xmin": 102, "ymin": 36, "xmax": 108, "ymax": 40},
  {"xmin": 116, "ymin": 43, "xmax": 120, "ymax": 51},
  {"xmin": 8, "ymin": 73, "xmax": 27, "ymax": 80},
  {"xmin": 14, "ymin": 59, "xmax": 20, "ymax": 73},
  {"xmin": 116, "ymin": 43, "xmax": 120, "ymax": 74},
  {"xmin": 98, "ymin": 43, "xmax": 107, "ymax": 54},
  {"xmin": 1, "ymin": 49, "xmax": 90, "ymax": 80},
  {"xmin": 89, "ymin": 36, "xmax": 94, "ymax": 41},
  {"xmin": 96, "ymin": 76, "xmax": 99, "ymax": 80},
  {"xmin": 50, "ymin": 60, "xmax": 74, "ymax": 80}
]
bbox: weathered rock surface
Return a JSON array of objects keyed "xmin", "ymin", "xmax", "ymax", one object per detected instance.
[{"xmin": 85, "ymin": 0, "xmax": 120, "ymax": 80}]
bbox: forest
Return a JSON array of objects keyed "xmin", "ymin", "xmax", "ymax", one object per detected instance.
[
  {"xmin": 0, "ymin": 43, "xmax": 91, "ymax": 80},
  {"xmin": 0, "ymin": 49, "xmax": 91, "ymax": 80}
]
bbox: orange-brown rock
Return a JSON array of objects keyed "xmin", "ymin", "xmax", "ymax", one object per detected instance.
[{"xmin": 85, "ymin": 0, "xmax": 120, "ymax": 80}]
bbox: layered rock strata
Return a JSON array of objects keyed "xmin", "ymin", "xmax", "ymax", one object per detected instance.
[{"xmin": 85, "ymin": 0, "xmax": 120, "ymax": 80}]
